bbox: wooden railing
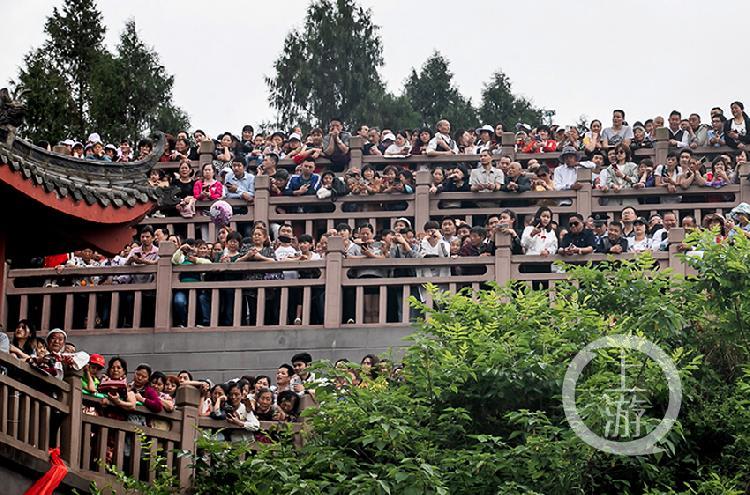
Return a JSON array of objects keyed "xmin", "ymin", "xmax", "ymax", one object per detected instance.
[
  {"xmin": 0, "ymin": 352, "xmax": 310, "ymax": 492},
  {"xmin": 143, "ymin": 128, "xmax": 750, "ymax": 241},
  {"xmin": 2, "ymin": 229, "xmax": 693, "ymax": 335}
]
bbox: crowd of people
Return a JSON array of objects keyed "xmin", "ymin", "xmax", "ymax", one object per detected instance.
[
  {"xmin": 14, "ymin": 103, "xmax": 750, "ymax": 326},
  {"xmin": 43, "ymin": 105, "xmax": 749, "ymax": 216},
  {"xmin": 1, "ymin": 322, "xmax": 394, "ymax": 443}
]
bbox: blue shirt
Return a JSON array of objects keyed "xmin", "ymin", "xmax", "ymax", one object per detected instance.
[
  {"xmin": 224, "ymin": 170, "xmax": 255, "ymax": 199},
  {"xmin": 285, "ymin": 173, "xmax": 321, "ymax": 195}
]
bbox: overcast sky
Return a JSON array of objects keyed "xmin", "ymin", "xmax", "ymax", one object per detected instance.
[{"xmin": 2, "ymin": 0, "xmax": 748, "ymax": 138}]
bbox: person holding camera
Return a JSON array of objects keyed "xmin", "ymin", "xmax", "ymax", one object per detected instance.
[{"xmin": 521, "ymin": 207, "xmax": 558, "ymax": 256}]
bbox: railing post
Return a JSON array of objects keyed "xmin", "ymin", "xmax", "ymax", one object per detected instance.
[
  {"xmin": 500, "ymin": 132, "xmax": 516, "ymax": 160},
  {"xmin": 653, "ymin": 127, "xmax": 669, "ymax": 167},
  {"xmin": 668, "ymin": 227, "xmax": 686, "ymax": 276},
  {"xmin": 154, "ymin": 243, "xmax": 177, "ymax": 331},
  {"xmin": 198, "ymin": 140, "xmax": 215, "ymax": 168},
  {"xmin": 738, "ymin": 163, "xmax": 750, "ymax": 205},
  {"xmin": 175, "ymin": 385, "xmax": 201, "ymax": 494},
  {"xmin": 323, "ymin": 236, "xmax": 344, "ymax": 328},
  {"xmin": 575, "ymin": 168, "xmax": 593, "ymax": 219},
  {"xmin": 60, "ymin": 370, "xmax": 83, "ymax": 470},
  {"xmin": 254, "ymin": 175, "xmax": 270, "ymax": 228},
  {"xmin": 414, "ymin": 169, "xmax": 432, "ymax": 233},
  {"xmin": 494, "ymin": 231, "xmax": 512, "ymax": 286},
  {"xmin": 349, "ymin": 136, "xmax": 363, "ymax": 171}
]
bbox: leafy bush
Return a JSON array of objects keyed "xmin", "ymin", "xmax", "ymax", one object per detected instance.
[{"xmin": 112, "ymin": 231, "xmax": 750, "ymax": 494}]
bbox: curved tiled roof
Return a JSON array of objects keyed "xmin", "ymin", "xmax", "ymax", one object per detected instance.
[{"xmin": 0, "ymin": 128, "xmax": 167, "ymax": 208}]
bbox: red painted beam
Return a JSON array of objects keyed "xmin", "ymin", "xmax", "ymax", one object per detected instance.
[{"xmin": 0, "ymin": 166, "xmax": 153, "ymax": 224}]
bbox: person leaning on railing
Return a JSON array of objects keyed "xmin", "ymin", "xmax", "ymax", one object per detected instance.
[
  {"xmin": 171, "ymin": 239, "xmax": 212, "ymax": 328},
  {"xmin": 558, "ymin": 214, "xmax": 596, "ymax": 256}
]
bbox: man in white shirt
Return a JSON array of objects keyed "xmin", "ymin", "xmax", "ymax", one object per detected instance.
[
  {"xmin": 667, "ymin": 110, "xmax": 690, "ymax": 148},
  {"xmin": 427, "ymin": 120, "xmax": 458, "ymax": 155}
]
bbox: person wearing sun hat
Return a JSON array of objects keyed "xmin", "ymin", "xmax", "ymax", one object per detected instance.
[{"xmin": 475, "ymin": 125, "xmax": 495, "ymax": 153}]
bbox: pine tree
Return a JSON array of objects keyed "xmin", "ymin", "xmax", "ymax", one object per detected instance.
[
  {"xmin": 266, "ymin": 0, "xmax": 386, "ymax": 129},
  {"xmin": 403, "ymin": 51, "xmax": 477, "ymax": 131},
  {"xmin": 478, "ymin": 71, "xmax": 544, "ymax": 128},
  {"xmin": 43, "ymin": 0, "xmax": 106, "ymax": 136},
  {"xmin": 89, "ymin": 19, "xmax": 189, "ymax": 141},
  {"xmin": 14, "ymin": 48, "xmax": 77, "ymax": 143}
]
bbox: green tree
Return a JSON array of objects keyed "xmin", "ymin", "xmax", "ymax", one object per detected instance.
[
  {"xmin": 89, "ymin": 19, "xmax": 189, "ymax": 141},
  {"xmin": 42, "ymin": 0, "xmax": 106, "ymax": 136},
  {"xmin": 14, "ymin": 48, "xmax": 77, "ymax": 143},
  {"xmin": 403, "ymin": 51, "xmax": 477, "ymax": 131},
  {"xmin": 478, "ymin": 70, "xmax": 545, "ymax": 128},
  {"xmin": 266, "ymin": 0, "xmax": 386, "ymax": 129}
]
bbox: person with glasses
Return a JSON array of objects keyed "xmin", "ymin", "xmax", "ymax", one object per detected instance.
[{"xmin": 558, "ymin": 214, "xmax": 596, "ymax": 256}]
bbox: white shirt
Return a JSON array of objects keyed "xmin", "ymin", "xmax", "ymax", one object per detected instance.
[
  {"xmin": 427, "ymin": 133, "xmax": 458, "ymax": 154},
  {"xmin": 469, "ymin": 166, "xmax": 504, "ymax": 190},
  {"xmin": 628, "ymin": 236, "xmax": 653, "ymax": 252},
  {"xmin": 521, "ymin": 226, "xmax": 558, "ymax": 255},
  {"xmin": 275, "ymin": 244, "xmax": 299, "ymax": 279},
  {"xmin": 553, "ymin": 165, "xmax": 579, "ymax": 190}
]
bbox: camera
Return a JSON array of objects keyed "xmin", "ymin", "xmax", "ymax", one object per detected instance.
[{"xmin": 223, "ymin": 404, "xmax": 234, "ymax": 414}]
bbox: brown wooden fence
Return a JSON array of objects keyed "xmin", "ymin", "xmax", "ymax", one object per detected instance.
[
  {"xmin": 3, "ymin": 228, "xmax": 692, "ymax": 335},
  {"xmin": 0, "ymin": 352, "xmax": 310, "ymax": 493}
]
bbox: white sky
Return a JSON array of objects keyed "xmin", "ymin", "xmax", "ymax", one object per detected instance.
[{"xmin": 2, "ymin": 0, "xmax": 749, "ymax": 138}]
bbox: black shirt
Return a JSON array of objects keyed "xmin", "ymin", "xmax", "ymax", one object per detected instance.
[
  {"xmin": 560, "ymin": 229, "xmax": 596, "ymax": 249},
  {"xmin": 595, "ymin": 236, "xmax": 629, "ymax": 253}
]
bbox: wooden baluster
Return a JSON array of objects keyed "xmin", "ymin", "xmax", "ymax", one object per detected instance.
[
  {"xmin": 131, "ymin": 433, "xmax": 142, "ymax": 480},
  {"xmin": 210, "ymin": 289, "xmax": 219, "ymax": 327},
  {"xmin": 86, "ymin": 293, "xmax": 97, "ymax": 330},
  {"xmin": 81, "ymin": 422, "xmax": 92, "ymax": 470},
  {"xmin": 278, "ymin": 287, "xmax": 289, "ymax": 326},
  {"xmin": 114, "ymin": 430, "xmax": 126, "ymax": 471},
  {"xmin": 187, "ymin": 289, "xmax": 196, "ymax": 327},
  {"xmin": 97, "ymin": 426, "xmax": 109, "ymax": 473},
  {"xmin": 60, "ymin": 372, "xmax": 82, "ymax": 469},
  {"xmin": 323, "ymin": 236, "xmax": 344, "ymax": 328},
  {"xmin": 355, "ymin": 286, "xmax": 364, "ymax": 324},
  {"xmin": 401, "ymin": 285, "xmax": 410, "ymax": 324},
  {"xmin": 414, "ymin": 170, "xmax": 432, "ymax": 237},
  {"xmin": 155, "ymin": 243, "xmax": 176, "ymax": 331},
  {"xmin": 175, "ymin": 385, "xmax": 201, "ymax": 493},
  {"xmin": 133, "ymin": 291, "xmax": 143, "ymax": 329},
  {"xmin": 19, "ymin": 295, "xmax": 28, "ymax": 320},
  {"xmin": 41, "ymin": 294, "xmax": 51, "ymax": 331},
  {"xmin": 378, "ymin": 286, "xmax": 387, "ymax": 324},
  {"xmin": 302, "ymin": 286, "xmax": 311, "ymax": 326},
  {"xmin": 110, "ymin": 292, "xmax": 120, "ymax": 329},
  {"xmin": 256, "ymin": 288, "xmax": 266, "ymax": 326},
  {"xmin": 64, "ymin": 294, "xmax": 73, "ymax": 330},
  {"xmin": 233, "ymin": 288, "xmax": 242, "ymax": 327}
]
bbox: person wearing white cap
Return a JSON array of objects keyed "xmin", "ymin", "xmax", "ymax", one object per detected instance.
[
  {"xmin": 72, "ymin": 142, "xmax": 84, "ymax": 159},
  {"xmin": 384, "ymin": 131, "xmax": 411, "ymax": 156},
  {"xmin": 475, "ymin": 125, "xmax": 495, "ymax": 153},
  {"xmin": 286, "ymin": 132, "xmax": 305, "ymax": 160},
  {"xmin": 87, "ymin": 132, "xmax": 102, "ymax": 145}
]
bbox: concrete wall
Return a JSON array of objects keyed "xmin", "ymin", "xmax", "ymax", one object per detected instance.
[{"xmin": 71, "ymin": 326, "xmax": 415, "ymax": 383}]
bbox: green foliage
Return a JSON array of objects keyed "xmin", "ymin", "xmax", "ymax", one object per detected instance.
[
  {"xmin": 110, "ymin": 239, "xmax": 750, "ymax": 494},
  {"xmin": 12, "ymin": 2, "xmax": 187, "ymax": 143},
  {"xmin": 266, "ymin": 0, "xmax": 386, "ymax": 129},
  {"xmin": 14, "ymin": 48, "xmax": 77, "ymax": 144},
  {"xmin": 403, "ymin": 51, "xmax": 477, "ymax": 131},
  {"xmin": 478, "ymin": 70, "xmax": 545, "ymax": 128},
  {"xmin": 89, "ymin": 19, "xmax": 189, "ymax": 141}
]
